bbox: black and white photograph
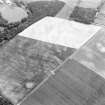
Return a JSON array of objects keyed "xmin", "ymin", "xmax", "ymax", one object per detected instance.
[{"xmin": 0, "ymin": 0, "xmax": 105, "ymax": 105}]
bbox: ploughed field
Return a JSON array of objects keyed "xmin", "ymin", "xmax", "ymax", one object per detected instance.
[{"xmin": 0, "ymin": 35, "xmax": 75, "ymax": 105}]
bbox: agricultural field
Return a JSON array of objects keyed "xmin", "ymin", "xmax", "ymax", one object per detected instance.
[{"xmin": 0, "ymin": 0, "xmax": 105, "ymax": 105}]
